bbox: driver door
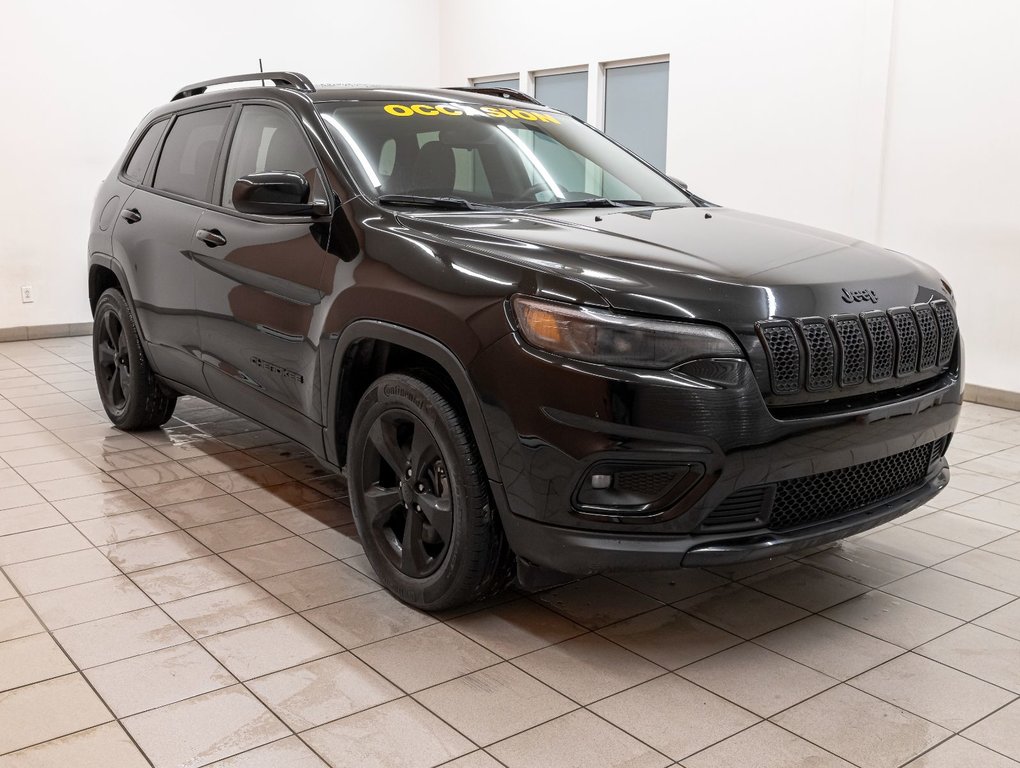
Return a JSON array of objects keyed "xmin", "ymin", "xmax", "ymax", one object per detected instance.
[{"xmin": 194, "ymin": 103, "xmax": 332, "ymax": 442}]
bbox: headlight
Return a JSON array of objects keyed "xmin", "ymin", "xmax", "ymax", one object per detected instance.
[{"xmin": 511, "ymin": 295, "xmax": 743, "ymax": 368}]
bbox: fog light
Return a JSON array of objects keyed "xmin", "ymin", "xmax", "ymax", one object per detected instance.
[{"xmin": 574, "ymin": 462, "xmax": 705, "ymax": 515}]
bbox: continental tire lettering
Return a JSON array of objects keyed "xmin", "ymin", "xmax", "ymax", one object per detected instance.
[
  {"xmin": 384, "ymin": 104, "xmax": 414, "ymax": 117},
  {"xmin": 382, "ymin": 383, "xmax": 435, "ymax": 417}
]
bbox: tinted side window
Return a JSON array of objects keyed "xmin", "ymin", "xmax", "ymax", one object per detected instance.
[
  {"xmin": 221, "ymin": 105, "xmax": 317, "ymax": 207},
  {"xmin": 123, "ymin": 119, "xmax": 168, "ymax": 184},
  {"xmin": 153, "ymin": 108, "xmax": 231, "ymax": 201}
]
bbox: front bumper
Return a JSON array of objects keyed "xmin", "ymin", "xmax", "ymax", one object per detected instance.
[
  {"xmin": 470, "ymin": 333, "xmax": 962, "ymax": 575},
  {"xmin": 498, "ymin": 466, "xmax": 947, "ymax": 573}
]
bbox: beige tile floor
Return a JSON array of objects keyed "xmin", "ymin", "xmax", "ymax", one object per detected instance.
[{"xmin": 0, "ymin": 335, "xmax": 1019, "ymax": 767}]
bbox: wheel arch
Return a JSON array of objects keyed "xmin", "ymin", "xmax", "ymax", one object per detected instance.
[
  {"xmin": 88, "ymin": 254, "xmax": 133, "ymax": 316},
  {"xmin": 325, "ymin": 320, "xmax": 502, "ymax": 485}
]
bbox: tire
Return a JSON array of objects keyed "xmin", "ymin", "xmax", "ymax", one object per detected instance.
[
  {"xmin": 92, "ymin": 288, "xmax": 177, "ymax": 430},
  {"xmin": 347, "ymin": 373, "xmax": 513, "ymax": 610}
]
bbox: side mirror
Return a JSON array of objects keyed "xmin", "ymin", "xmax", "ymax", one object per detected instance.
[{"xmin": 232, "ymin": 171, "xmax": 325, "ymax": 216}]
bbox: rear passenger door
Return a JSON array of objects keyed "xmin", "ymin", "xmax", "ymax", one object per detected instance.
[
  {"xmin": 113, "ymin": 106, "xmax": 232, "ymax": 391},
  {"xmin": 193, "ymin": 103, "xmax": 332, "ymax": 441}
]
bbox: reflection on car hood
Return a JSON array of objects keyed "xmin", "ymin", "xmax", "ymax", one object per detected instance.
[{"xmin": 403, "ymin": 206, "xmax": 947, "ymax": 326}]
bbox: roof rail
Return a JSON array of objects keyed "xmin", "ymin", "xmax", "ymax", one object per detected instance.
[
  {"xmin": 445, "ymin": 86, "xmax": 545, "ymax": 106},
  {"xmin": 172, "ymin": 71, "xmax": 315, "ymax": 101}
]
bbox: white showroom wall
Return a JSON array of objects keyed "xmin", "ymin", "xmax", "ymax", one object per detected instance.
[
  {"xmin": 439, "ymin": 0, "xmax": 894, "ymax": 243},
  {"xmin": 0, "ymin": 0, "xmax": 441, "ymax": 331},
  {"xmin": 879, "ymin": 0, "xmax": 1020, "ymax": 393},
  {"xmin": 438, "ymin": 0, "xmax": 1020, "ymax": 394}
]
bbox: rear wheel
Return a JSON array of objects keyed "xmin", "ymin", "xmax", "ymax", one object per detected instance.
[
  {"xmin": 347, "ymin": 373, "xmax": 512, "ymax": 610},
  {"xmin": 92, "ymin": 288, "xmax": 176, "ymax": 430}
]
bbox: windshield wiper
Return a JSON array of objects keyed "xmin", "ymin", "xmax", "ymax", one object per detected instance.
[
  {"xmin": 523, "ymin": 198, "xmax": 656, "ymax": 210},
  {"xmin": 377, "ymin": 194, "xmax": 493, "ymax": 211}
]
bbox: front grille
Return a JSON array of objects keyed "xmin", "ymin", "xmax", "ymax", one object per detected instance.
[
  {"xmin": 934, "ymin": 301, "xmax": 957, "ymax": 367},
  {"xmin": 889, "ymin": 308, "xmax": 919, "ymax": 376},
  {"xmin": 703, "ymin": 439, "xmax": 947, "ymax": 533},
  {"xmin": 758, "ymin": 321, "xmax": 801, "ymax": 394},
  {"xmin": 831, "ymin": 315, "xmax": 867, "ymax": 387},
  {"xmin": 913, "ymin": 304, "xmax": 939, "ymax": 370},
  {"xmin": 796, "ymin": 318, "xmax": 836, "ymax": 391},
  {"xmin": 862, "ymin": 312, "xmax": 895, "ymax": 383},
  {"xmin": 756, "ymin": 300, "xmax": 956, "ymax": 396}
]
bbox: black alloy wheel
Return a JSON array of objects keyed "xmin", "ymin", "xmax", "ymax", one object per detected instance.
[
  {"xmin": 361, "ymin": 409, "xmax": 453, "ymax": 578},
  {"xmin": 92, "ymin": 288, "xmax": 177, "ymax": 430},
  {"xmin": 95, "ymin": 305, "xmax": 132, "ymax": 417},
  {"xmin": 347, "ymin": 373, "xmax": 513, "ymax": 610}
]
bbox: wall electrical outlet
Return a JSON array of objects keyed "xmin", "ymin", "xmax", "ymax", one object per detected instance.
[{"xmin": 20, "ymin": 285, "xmax": 34, "ymax": 303}]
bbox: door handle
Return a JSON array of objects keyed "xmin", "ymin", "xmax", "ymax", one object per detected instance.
[
  {"xmin": 121, "ymin": 208, "xmax": 142, "ymax": 224},
  {"xmin": 196, "ymin": 228, "xmax": 227, "ymax": 247}
]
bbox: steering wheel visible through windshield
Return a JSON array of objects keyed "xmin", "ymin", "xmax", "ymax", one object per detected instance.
[{"xmin": 316, "ymin": 99, "xmax": 692, "ymax": 210}]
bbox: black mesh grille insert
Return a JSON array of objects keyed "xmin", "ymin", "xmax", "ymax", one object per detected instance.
[
  {"xmin": 862, "ymin": 312, "xmax": 895, "ymax": 383},
  {"xmin": 797, "ymin": 318, "xmax": 836, "ymax": 392},
  {"xmin": 889, "ymin": 308, "xmax": 919, "ymax": 377},
  {"xmin": 933, "ymin": 300, "xmax": 957, "ymax": 367},
  {"xmin": 757, "ymin": 321, "xmax": 801, "ymax": 394},
  {"xmin": 913, "ymin": 304, "xmax": 939, "ymax": 370},
  {"xmin": 832, "ymin": 315, "xmax": 867, "ymax": 386},
  {"xmin": 701, "ymin": 486, "xmax": 771, "ymax": 530},
  {"xmin": 614, "ymin": 470, "xmax": 679, "ymax": 496},
  {"xmin": 767, "ymin": 440, "xmax": 939, "ymax": 531}
]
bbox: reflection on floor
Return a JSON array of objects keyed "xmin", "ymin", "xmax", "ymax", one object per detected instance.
[{"xmin": 1, "ymin": 336, "xmax": 1019, "ymax": 767}]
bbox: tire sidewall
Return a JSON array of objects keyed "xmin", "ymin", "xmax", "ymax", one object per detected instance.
[
  {"xmin": 348, "ymin": 374, "xmax": 478, "ymax": 608},
  {"xmin": 92, "ymin": 288, "xmax": 155, "ymax": 428}
]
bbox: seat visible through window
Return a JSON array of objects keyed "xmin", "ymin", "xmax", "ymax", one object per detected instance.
[{"xmin": 222, "ymin": 105, "xmax": 318, "ymax": 208}]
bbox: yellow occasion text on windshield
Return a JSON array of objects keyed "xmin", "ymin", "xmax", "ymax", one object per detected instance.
[{"xmin": 383, "ymin": 103, "xmax": 560, "ymax": 123}]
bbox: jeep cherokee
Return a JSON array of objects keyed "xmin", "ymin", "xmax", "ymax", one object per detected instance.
[{"xmin": 88, "ymin": 71, "xmax": 961, "ymax": 609}]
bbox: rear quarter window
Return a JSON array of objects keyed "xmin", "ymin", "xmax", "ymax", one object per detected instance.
[{"xmin": 122, "ymin": 119, "xmax": 168, "ymax": 184}]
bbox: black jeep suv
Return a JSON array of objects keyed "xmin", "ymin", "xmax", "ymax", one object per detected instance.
[{"xmin": 89, "ymin": 71, "xmax": 961, "ymax": 609}]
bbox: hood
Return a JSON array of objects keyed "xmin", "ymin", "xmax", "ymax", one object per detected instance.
[{"xmin": 403, "ymin": 206, "xmax": 950, "ymax": 331}]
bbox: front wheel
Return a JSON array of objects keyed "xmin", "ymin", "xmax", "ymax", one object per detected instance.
[
  {"xmin": 347, "ymin": 373, "xmax": 512, "ymax": 610},
  {"xmin": 92, "ymin": 288, "xmax": 177, "ymax": 430}
]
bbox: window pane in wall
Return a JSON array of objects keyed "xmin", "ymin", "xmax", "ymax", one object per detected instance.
[
  {"xmin": 534, "ymin": 71, "xmax": 588, "ymax": 120},
  {"xmin": 604, "ymin": 62, "xmax": 669, "ymax": 170},
  {"xmin": 474, "ymin": 77, "xmax": 520, "ymax": 91}
]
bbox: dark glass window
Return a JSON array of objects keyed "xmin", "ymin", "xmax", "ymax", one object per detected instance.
[
  {"xmin": 153, "ymin": 107, "xmax": 231, "ymax": 201},
  {"xmin": 123, "ymin": 119, "xmax": 168, "ymax": 184},
  {"xmin": 221, "ymin": 105, "xmax": 318, "ymax": 208}
]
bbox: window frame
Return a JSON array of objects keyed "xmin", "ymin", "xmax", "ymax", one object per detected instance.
[{"xmin": 148, "ymin": 104, "xmax": 235, "ymax": 205}]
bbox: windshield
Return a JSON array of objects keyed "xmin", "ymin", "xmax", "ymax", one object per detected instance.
[{"xmin": 316, "ymin": 100, "xmax": 692, "ymax": 209}]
